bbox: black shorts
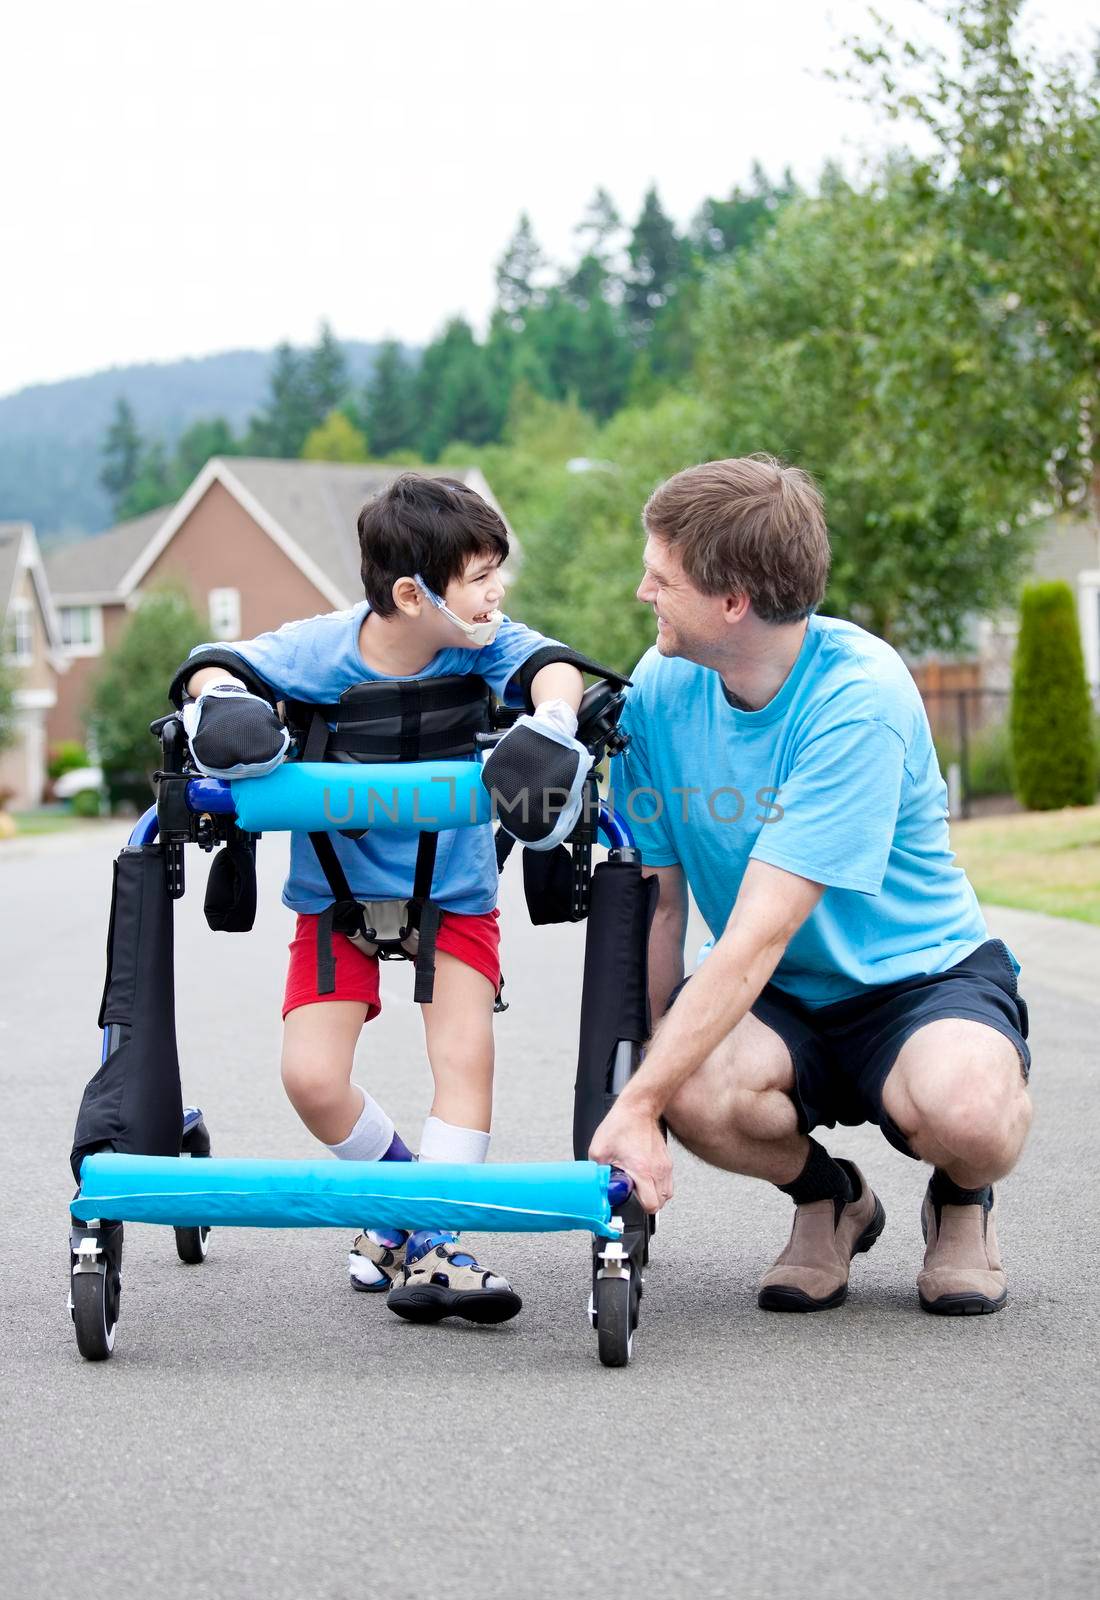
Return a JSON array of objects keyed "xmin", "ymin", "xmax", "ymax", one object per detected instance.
[{"xmin": 668, "ymin": 939, "xmax": 1031, "ymax": 1159}]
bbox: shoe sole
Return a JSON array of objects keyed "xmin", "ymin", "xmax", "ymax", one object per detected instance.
[
  {"xmin": 387, "ymin": 1284, "xmax": 523, "ymax": 1325},
  {"xmin": 758, "ymin": 1194, "xmax": 887, "ymax": 1313},
  {"xmin": 918, "ymin": 1288, "xmax": 1008, "ymax": 1316}
]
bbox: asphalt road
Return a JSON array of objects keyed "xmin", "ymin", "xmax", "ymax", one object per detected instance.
[{"xmin": 2, "ymin": 821, "xmax": 1098, "ymax": 1600}]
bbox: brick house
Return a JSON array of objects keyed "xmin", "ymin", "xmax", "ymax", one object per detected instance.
[
  {"xmin": 44, "ymin": 458, "xmax": 506, "ymax": 749},
  {"xmin": 0, "ymin": 522, "xmax": 68, "ymax": 807}
]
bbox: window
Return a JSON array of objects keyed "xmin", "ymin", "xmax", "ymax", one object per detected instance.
[
  {"xmin": 208, "ymin": 588, "xmax": 241, "ymax": 640},
  {"xmin": 57, "ymin": 603, "xmax": 102, "ymax": 657},
  {"xmin": 4, "ymin": 598, "xmax": 32, "ymax": 665},
  {"xmin": 60, "ymin": 606, "xmax": 92, "ymax": 647}
]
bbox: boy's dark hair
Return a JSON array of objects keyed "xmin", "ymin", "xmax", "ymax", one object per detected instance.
[{"xmin": 357, "ymin": 473, "xmax": 510, "ymax": 616}]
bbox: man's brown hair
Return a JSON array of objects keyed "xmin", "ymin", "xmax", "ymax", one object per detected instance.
[{"xmin": 643, "ymin": 455, "xmax": 830, "ymax": 623}]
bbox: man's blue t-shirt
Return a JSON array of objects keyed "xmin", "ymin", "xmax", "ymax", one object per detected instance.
[
  {"xmin": 188, "ymin": 603, "xmax": 555, "ymax": 916},
  {"xmin": 610, "ymin": 615, "xmax": 999, "ymax": 1007}
]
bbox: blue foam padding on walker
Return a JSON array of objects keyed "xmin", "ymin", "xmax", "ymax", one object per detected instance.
[
  {"xmin": 231, "ymin": 761, "xmax": 492, "ymax": 833},
  {"xmin": 73, "ymin": 1154, "xmax": 619, "ymax": 1236}
]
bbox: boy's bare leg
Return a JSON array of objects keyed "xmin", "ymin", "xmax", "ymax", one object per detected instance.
[
  {"xmin": 281, "ymin": 1000, "xmax": 369, "ymax": 1145},
  {"xmin": 389, "ymin": 949, "xmax": 521, "ymax": 1322},
  {"xmin": 419, "ymin": 951, "xmax": 495, "ymax": 1133}
]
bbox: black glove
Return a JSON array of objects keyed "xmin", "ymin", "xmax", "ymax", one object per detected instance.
[
  {"xmin": 181, "ymin": 683, "xmax": 289, "ymax": 779},
  {"xmin": 481, "ymin": 711, "xmax": 593, "ymax": 850}
]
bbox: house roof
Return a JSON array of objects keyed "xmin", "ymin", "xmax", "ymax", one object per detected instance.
[
  {"xmin": 0, "ymin": 523, "xmax": 26, "ymax": 616},
  {"xmin": 43, "ymin": 459, "xmax": 507, "ymax": 607},
  {"xmin": 44, "ymin": 507, "xmax": 169, "ymax": 602},
  {"xmin": 1, "ymin": 520, "xmax": 67, "ymax": 664}
]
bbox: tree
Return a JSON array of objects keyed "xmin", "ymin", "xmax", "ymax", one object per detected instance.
[
  {"xmin": 843, "ymin": 0, "xmax": 1100, "ymax": 523},
  {"xmin": 691, "ymin": 165, "xmax": 799, "ymax": 259},
  {"xmin": 302, "ymin": 409, "xmax": 369, "ymax": 462},
  {"xmin": 247, "ymin": 342, "xmax": 315, "ymax": 457},
  {"xmin": 624, "ymin": 185, "xmax": 687, "ymax": 337},
  {"xmin": 417, "ymin": 319, "xmax": 506, "ymax": 458},
  {"xmin": 174, "ymin": 417, "xmax": 239, "ymax": 484},
  {"xmin": 363, "ymin": 340, "xmax": 419, "ymax": 456},
  {"xmin": 495, "ymin": 213, "xmax": 547, "ymax": 326},
  {"xmin": 85, "ymin": 585, "xmax": 207, "ymax": 808},
  {"xmin": 510, "ymin": 391, "xmax": 716, "ymax": 671},
  {"xmin": 0, "ymin": 658, "xmax": 16, "ymax": 758},
  {"xmin": 1010, "ymin": 582, "xmax": 1096, "ymax": 808},
  {"xmin": 305, "ymin": 321, "xmax": 349, "ymax": 424},
  {"xmin": 100, "ymin": 398, "xmax": 143, "ymax": 510},
  {"xmin": 118, "ymin": 439, "xmax": 174, "ymax": 520},
  {"xmin": 696, "ymin": 171, "xmax": 1055, "ymax": 651}
]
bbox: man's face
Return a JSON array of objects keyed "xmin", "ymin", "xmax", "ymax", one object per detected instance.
[
  {"xmin": 440, "ymin": 551, "xmax": 505, "ymax": 635},
  {"xmin": 637, "ymin": 535, "xmax": 727, "ymax": 665}
]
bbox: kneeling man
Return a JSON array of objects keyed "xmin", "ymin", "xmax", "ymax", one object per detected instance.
[{"xmin": 591, "ymin": 456, "xmax": 1032, "ymax": 1315}]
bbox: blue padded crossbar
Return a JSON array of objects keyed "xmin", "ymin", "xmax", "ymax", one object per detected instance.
[
  {"xmin": 73, "ymin": 1154, "xmax": 619, "ymax": 1236},
  {"xmin": 230, "ymin": 761, "xmax": 492, "ymax": 833}
]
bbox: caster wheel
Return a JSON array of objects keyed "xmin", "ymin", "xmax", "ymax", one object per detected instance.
[
  {"xmin": 594, "ymin": 1273, "xmax": 634, "ymax": 1368},
  {"xmin": 71, "ymin": 1263, "xmax": 120, "ymax": 1361},
  {"xmin": 174, "ymin": 1224, "xmax": 211, "ymax": 1264},
  {"xmin": 176, "ymin": 1113, "xmax": 211, "ymax": 1264}
]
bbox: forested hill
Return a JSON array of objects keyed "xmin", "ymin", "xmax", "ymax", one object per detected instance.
[{"xmin": 0, "ymin": 341, "xmax": 381, "ymax": 540}]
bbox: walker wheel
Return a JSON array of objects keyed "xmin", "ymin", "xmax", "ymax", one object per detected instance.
[
  {"xmin": 175, "ymin": 1114, "xmax": 212, "ymax": 1264},
  {"xmin": 71, "ymin": 1264, "xmax": 120, "ymax": 1361},
  {"xmin": 593, "ymin": 1274, "xmax": 634, "ymax": 1368},
  {"xmin": 174, "ymin": 1224, "xmax": 211, "ymax": 1264}
]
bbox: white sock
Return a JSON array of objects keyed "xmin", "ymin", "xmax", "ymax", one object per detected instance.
[
  {"xmin": 326, "ymin": 1089, "xmax": 395, "ymax": 1162},
  {"xmin": 419, "ymin": 1115, "xmax": 490, "ymax": 1165}
]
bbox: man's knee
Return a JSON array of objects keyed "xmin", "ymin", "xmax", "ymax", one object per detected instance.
[
  {"xmin": 886, "ymin": 1024, "xmax": 1032, "ymax": 1169},
  {"xmin": 664, "ymin": 1014, "xmax": 796, "ymax": 1145}
]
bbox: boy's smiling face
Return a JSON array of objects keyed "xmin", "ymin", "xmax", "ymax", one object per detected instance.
[{"xmin": 440, "ymin": 551, "xmax": 505, "ymax": 637}]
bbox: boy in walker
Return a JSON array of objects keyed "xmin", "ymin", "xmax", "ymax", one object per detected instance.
[{"xmin": 172, "ymin": 474, "xmax": 596, "ymax": 1325}]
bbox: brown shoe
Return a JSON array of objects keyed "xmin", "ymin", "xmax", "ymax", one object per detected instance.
[
  {"xmin": 758, "ymin": 1161, "xmax": 885, "ymax": 1312},
  {"xmin": 917, "ymin": 1185, "xmax": 1007, "ymax": 1315}
]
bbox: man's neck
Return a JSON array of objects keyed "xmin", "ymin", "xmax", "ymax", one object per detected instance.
[
  {"xmin": 717, "ymin": 619, "xmax": 809, "ymax": 712},
  {"xmin": 358, "ymin": 609, "xmax": 438, "ymax": 678}
]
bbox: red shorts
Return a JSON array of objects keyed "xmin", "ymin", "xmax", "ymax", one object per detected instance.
[{"xmin": 282, "ymin": 908, "xmax": 502, "ymax": 1020}]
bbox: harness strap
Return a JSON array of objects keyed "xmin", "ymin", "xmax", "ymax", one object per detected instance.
[
  {"xmin": 409, "ymin": 832, "xmax": 440, "ymax": 1005},
  {"xmin": 309, "ymin": 829, "xmax": 366, "ymax": 995}
]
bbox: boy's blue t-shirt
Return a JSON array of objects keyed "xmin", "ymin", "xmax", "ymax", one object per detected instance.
[
  {"xmin": 610, "ymin": 615, "xmax": 998, "ymax": 1007},
  {"xmin": 190, "ymin": 603, "xmax": 555, "ymax": 916}
]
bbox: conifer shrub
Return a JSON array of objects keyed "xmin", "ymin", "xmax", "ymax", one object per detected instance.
[{"xmin": 1010, "ymin": 582, "xmax": 1097, "ymax": 810}]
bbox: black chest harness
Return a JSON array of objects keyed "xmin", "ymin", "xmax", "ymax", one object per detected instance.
[{"xmin": 285, "ymin": 675, "xmax": 496, "ymax": 1008}]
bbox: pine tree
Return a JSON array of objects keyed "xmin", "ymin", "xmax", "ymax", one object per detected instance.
[
  {"xmin": 118, "ymin": 440, "xmax": 174, "ymax": 519},
  {"xmin": 495, "ymin": 213, "xmax": 546, "ymax": 325},
  {"xmin": 305, "ymin": 321, "xmax": 349, "ymax": 426},
  {"xmin": 625, "ymin": 185, "xmax": 687, "ymax": 336},
  {"xmin": 100, "ymin": 398, "xmax": 143, "ymax": 508},
  {"xmin": 247, "ymin": 343, "xmax": 315, "ymax": 457},
  {"xmin": 1010, "ymin": 581, "xmax": 1097, "ymax": 809},
  {"xmin": 363, "ymin": 340, "xmax": 418, "ymax": 456}
]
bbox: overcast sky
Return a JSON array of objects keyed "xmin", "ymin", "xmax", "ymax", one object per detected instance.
[{"xmin": 1, "ymin": 0, "xmax": 1092, "ymax": 396}]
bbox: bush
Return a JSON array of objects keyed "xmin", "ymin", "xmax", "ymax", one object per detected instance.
[
  {"xmin": 71, "ymin": 788, "xmax": 102, "ymax": 818},
  {"xmin": 47, "ymin": 741, "xmax": 89, "ymax": 781},
  {"xmin": 1010, "ymin": 582, "xmax": 1097, "ymax": 810},
  {"xmin": 968, "ymin": 721, "xmax": 1015, "ymax": 798},
  {"xmin": 85, "ymin": 584, "xmax": 207, "ymax": 810}
]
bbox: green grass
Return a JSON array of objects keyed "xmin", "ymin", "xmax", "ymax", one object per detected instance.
[
  {"xmin": 4, "ymin": 809, "xmax": 107, "ymax": 837},
  {"xmin": 950, "ymin": 804, "xmax": 1100, "ymax": 924}
]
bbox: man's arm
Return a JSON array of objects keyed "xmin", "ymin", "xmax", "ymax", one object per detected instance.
[
  {"xmin": 589, "ymin": 858, "xmax": 824, "ymax": 1211},
  {"xmin": 644, "ymin": 863, "xmax": 688, "ymax": 1021}
]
